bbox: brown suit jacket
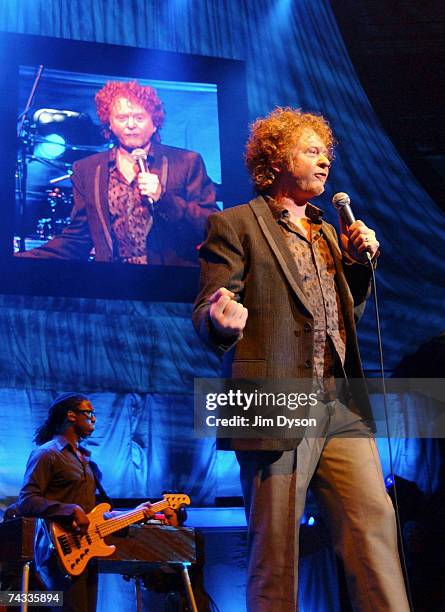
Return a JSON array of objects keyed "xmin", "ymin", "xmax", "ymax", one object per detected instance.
[{"xmin": 193, "ymin": 195, "xmax": 374, "ymax": 450}]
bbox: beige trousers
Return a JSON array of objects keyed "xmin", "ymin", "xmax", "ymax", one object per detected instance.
[{"xmin": 236, "ymin": 401, "xmax": 410, "ymax": 612}]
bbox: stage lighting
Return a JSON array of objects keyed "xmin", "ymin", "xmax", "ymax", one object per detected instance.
[
  {"xmin": 301, "ymin": 513, "xmax": 317, "ymax": 526},
  {"xmin": 33, "ymin": 108, "xmax": 83, "ymax": 124},
  {"xmin": 31, "ymin": 107, "xmax": 91, "ymax": 161},
  {"xmin": 30, "ymin": 106, "xmax": 105, "ymax": 165},
  {"xmin": 385, "ymin": 474, "xmax": 394, "ymax": 488},
  {"xmin": 34, "ymin": 133, "xmax": 66, "ymax": 159}
]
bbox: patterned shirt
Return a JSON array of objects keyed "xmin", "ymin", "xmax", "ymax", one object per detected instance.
[
  {"xmin": 270, "ymin": 200, "xmax": 347, "ymax": 386},
  {"xmin": 108, "ymin": 148, "xmax": 153, "ymax": 264}
]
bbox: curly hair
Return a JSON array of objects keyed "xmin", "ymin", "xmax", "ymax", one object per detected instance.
[
  {"xmin": 245, "ymin": 107, "xmax": 335, "ymax": 192},
  {"xmin": 34, "ymin": 392, "xmax": 90, "ymax": 446},
  {"xmin": 95, "ymin": 80, "xmax": 165, "ymax": 140}
]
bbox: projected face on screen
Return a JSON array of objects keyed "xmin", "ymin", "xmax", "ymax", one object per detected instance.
[
  {"xmin": 108, "ymin": 98, "xmax": 157, "ymax": 150},
  {"xmin": 14, "ymin": 67, "xmax": 221, "ymax": 267}
]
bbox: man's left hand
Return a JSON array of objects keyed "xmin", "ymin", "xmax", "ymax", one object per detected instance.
[
  {"xmin": 137, "ymin": 171, "xmax": 162, "ymax": 202},
  {"xmin": 134, "ymin": 502, "xmax": 180, "ymax": 526},
  {"xmin": 135, "ymin": 500, "xmax": 155, "ymax": 520},
  {"xmin": 340, "ymin": 220, "xmax": 380, "ymax": 262},
  {"xmin": 161, "ymin": 507, "xmax": 179, "ymax": 527}
]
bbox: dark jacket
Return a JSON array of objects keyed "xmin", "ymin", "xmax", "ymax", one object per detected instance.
[
  {"xmin": 193, "ymin": 196, "xmax": 374, "ymax": 450},
  {"xmin": 18, "ymin": 143, "xmax": 218, "ymax": 265}
]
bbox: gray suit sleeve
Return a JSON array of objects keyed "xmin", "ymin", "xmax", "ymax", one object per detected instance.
[{"xmin": 192, "ymin": 212, "xmax": 246, "ymax": 353}]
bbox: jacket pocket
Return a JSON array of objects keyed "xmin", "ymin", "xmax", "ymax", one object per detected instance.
[{"xmin": 231, "ymin": 359, "xmax": 267, "ymax": 378}]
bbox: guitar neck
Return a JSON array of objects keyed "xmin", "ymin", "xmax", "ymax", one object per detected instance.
[{"xmin": 98, "ymin": 499, "xmax": 170, "ymax": 536}]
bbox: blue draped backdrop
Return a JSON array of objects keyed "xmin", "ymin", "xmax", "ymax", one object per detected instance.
[{"xmin": 0, "ymin": 1, "xmax": 444, "ymax": 610}]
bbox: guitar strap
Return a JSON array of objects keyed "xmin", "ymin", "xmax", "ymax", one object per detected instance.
[
  {"xmin": 93, "ymin": 473, "xmax": 112, "ymax": 506},
  {"xmin": 88, "ymin": 459, "xmax": 113, "ymax": 507}
]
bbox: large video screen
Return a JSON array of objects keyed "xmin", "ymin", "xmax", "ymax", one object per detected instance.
[{"xmin": 0, "ymin": 33, "xmax": 249, "ymax": 300}]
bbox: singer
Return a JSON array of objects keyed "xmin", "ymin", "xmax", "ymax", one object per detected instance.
[
  {"xmin": 193, "ymin": 108, "xmax": 409, "ymax": 611},
  {"xmin": 17, "ymin": 81, "xmax": 218, "ymax": 265}
]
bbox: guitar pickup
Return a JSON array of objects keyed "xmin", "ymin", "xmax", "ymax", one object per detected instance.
[{"xmin": 57, "ymin": 535, "xmax": 72, "ymax": 555}]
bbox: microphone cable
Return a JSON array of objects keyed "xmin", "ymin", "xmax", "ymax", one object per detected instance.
[
  {"xmin": 367, "ymin": 253, "xmax": 415, "ymax": 612},
  {"xmin": 332, "ymin": 192, "xmax": 415, "ymax": 611}
]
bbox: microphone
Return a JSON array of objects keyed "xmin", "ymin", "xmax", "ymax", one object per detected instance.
[
  {"xmin": 332, "ymin": 192, "xmax": 371, "ymax": 262},
  {"xmin": 131, "ymin": 148, "xmax": 148, "ymax": 174},
  {"xmin": 332, "ymin": 192, "xmax": 355, "ymax": 226},
  {"xmin": 131, "ymin": 148, "xmax": 154, "ymax": 207}
]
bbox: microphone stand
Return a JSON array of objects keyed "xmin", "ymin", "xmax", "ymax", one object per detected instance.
[{"xmin": 16, "ymin": 64, "xmax": 44, "ymax": 252}]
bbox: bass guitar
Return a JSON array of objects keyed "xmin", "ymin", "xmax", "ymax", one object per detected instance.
[{"xmin": 50, "ymin": 492, "xmax": 190, "ymax": 576}]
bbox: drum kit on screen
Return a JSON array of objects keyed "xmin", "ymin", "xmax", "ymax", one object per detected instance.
[
  {"xmin": 16, "ymin": 146, "xmax": 100, "ymax": 248},
  {"xmin": 16, "ymin": 109, "xmax": 108, "ymax": 247},
  {"xmin": 15, "ymin": 66, "xmax": 109, "ymax": 250},
  {"xmin": 34, "ymin": 186, "xmax": 73, "ymax": 241}
]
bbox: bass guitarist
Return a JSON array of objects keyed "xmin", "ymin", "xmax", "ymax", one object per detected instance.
[{"xmin": 17, "ymin": 393, "xmax": 178, "ymax": 612}]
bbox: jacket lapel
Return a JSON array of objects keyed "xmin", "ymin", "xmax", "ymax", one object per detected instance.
[
  {"xmin": 93, "ymin": 152, "xmax": 113, "ymax": 254},
  {"xmin": 249, "ymin": 196, "xmax": 314, "ymax": 318},
  {"xmin": 149, "ymin": 142, "xmax": 169, "ymax": 192}
]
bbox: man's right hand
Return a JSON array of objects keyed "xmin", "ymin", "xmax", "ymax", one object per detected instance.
[
  {"xmin": 71, "ymin": 506, "xmax": 90, "ymax": 535},
  {"xmin": 208, "ymin": 287, "xmax": 248, "ymax": 337},
  {"xmin": 137, "ymin": 171, "xmax": 162, "ymax": 202}
]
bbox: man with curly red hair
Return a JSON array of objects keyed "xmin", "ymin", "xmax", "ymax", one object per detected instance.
[
  {"xmin": 193, "ymin": 108, "xmax": 409, "ymax": 611},
  {"xmin": 19, "ymin": 80, "xmax": 217, "ymax": 265},
  {"xmin": 95, "ymin": 80, "xmax": 165, "ymax": 143}
]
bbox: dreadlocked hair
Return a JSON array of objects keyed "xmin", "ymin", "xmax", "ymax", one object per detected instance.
[{"xmin": 34, "ymin": 393, "xmax": 90, "ymax": 446}]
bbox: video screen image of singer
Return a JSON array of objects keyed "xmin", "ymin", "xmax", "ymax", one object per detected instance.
[{"xmin": 14, "ymin": 66, "xmax": 221, "ymax": 268}]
